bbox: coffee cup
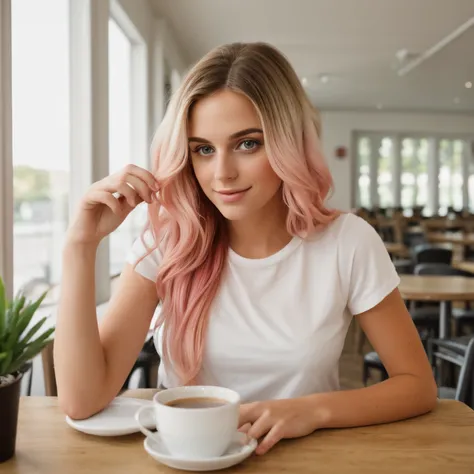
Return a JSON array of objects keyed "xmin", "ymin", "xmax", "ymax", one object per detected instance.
[{"xmin": 135, "ymin": 385, "xmax": 240, "ymax": 459}]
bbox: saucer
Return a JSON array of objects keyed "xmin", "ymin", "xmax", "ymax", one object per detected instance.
[
  {"xmin": 66, "ymin": 397, "xmax": 155, "ymax": 436},
  {"xmin": 144, "ymin": 431, "xmax": 258, "ymax": 471}
]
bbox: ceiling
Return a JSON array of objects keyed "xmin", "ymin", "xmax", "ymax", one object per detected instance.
[{"xmin": 150, "ymin": 0, "xmax": 474, "ymax": 114}]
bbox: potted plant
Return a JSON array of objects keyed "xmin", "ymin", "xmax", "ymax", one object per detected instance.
[{"xmin": 0, "ymin": 277, "xmax": 54, "ymax": 463}]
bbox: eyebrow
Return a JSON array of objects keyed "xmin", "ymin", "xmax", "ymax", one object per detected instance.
[{"xmin": 188, "ymin": 128, "xmax": 263, "ymax": 144}]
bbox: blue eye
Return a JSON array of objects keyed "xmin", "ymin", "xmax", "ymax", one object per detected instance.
[
  {"xmin": 238, "ymin": 139, "xmax": 260, "ymax": 151},
  {"xmin": 196, "ymin": 145, "xmax": 214, "ymax": 156}
]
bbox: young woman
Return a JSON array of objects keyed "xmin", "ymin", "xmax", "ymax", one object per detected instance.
[{"xmin": 55, "ymin": 42, "xmax": 437, "ymax": 455}]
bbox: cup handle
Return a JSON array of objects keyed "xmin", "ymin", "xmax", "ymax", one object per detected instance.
[{"xmin": 135, "ymin": 406, "xmax": 157, "ymax": 438}]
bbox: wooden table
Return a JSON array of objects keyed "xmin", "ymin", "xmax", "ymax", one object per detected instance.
[
  {"xmin": 399, "ymin": 275, "xmax": 474, "ymax": 338},
  {"xmin": 2, "ymin": 392, "xmax": 474, "ymax": 473},
  {"xmin": 454, "ymin": 260, "xmax": 474, "ymax": 274}
]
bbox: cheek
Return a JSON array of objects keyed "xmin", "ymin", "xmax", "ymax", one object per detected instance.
[
  {"xmin": 252, "ymin": 159, "xmax": 281, "ymax": 190},
  {"xmin": 191, "ymin": 159, "xmax": 211, "ymax": 189}
]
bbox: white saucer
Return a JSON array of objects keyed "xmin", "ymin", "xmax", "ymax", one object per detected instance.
[
  {"xmin": 66, "ymin": 397, "xmax": 155, "ymax": 436},
  {"xmin": 144, "ymin": 431, "xmax": 257, "ymax": 471}
]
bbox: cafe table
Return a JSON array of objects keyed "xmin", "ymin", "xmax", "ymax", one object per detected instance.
[
  {"xmin": 1, "ymin": 389, "xmax": 474, "ymax": 473},
  {"xmin": 398, "ymin": 275, "xmax": 474, "ymax": 338}
]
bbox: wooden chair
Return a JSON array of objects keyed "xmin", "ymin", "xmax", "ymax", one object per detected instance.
[{"xmin": 41, "ymin": 341, "xmax": 57, "ymax": 396}]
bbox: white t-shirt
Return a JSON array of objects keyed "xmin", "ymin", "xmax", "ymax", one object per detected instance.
[{"xmin": 127, "ymin": 213, "xmax": 400, "ymax": 402}]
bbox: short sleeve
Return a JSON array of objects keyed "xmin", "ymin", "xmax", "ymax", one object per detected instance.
[
  {"xmin": 126, "ymin": 229, "xmax": 162, "ymax": 282},
  {"xmin": 341, "ymin": 214, "xmax": 400, "ymax": 315}
]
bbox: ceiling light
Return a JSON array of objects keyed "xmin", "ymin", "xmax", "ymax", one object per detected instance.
[
  {"xmin": 466, "ymin": 81, "xmax": 473, "ymax": 89},
  {"xmin": 301, "ymin": 77, "xmax": 308, "ymax": 86},
  {"xmin": 319, "ymin": 74, "xmax": 330, "ymax": 84}
]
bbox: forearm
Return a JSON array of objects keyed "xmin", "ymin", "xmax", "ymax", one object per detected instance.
[
  {"xmin": 311, "ymin": 375, "xmax": 438, "ymax": 430},
  {"xmin": 54, "ymin": 241, "xmax": 108, "ymax": 417}
]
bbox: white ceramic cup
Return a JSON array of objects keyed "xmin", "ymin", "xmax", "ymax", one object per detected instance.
[{"xmin": 135, "ymin": 386, "xmax": 240, "ymax": 459}]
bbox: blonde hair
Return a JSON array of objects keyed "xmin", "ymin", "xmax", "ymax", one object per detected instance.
[{"xmin": 141, "ymin": 42, "xmax": 339, "ymax": 384}]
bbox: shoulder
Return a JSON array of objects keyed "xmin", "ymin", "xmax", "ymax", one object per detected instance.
[
  {"xmin": 126, "ymin": 228, "xmax": 162, "ymax": 282},
  {"xmin": 315, "ymin": 212, "xmax": 377, "ymax": 244}
]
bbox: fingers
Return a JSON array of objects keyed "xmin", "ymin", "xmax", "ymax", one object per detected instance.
[
  {"xmin": 247, "ymin": 411, "xmax": 273, "ymax": 441},
  {"xmin": 238, "ymin": 423, "xmax": 252, "ymax": 434},
  {"xmin": 99, "ymin": 164, "xmax": 158, "ymax": 206},
  {"xmin": 256, "ymin": 422, "xmax": 285, "ymax": 456},
  {"xmin": 122, "ymin": 163, "xmax": 158, "ymax": 191},
  {"xmin": 239, "ymin": 403, "xmax": 259, "ymax": 428},
  {"xmin": 87, "ymin": 190, "xmax": 122, "ymax": 215}
]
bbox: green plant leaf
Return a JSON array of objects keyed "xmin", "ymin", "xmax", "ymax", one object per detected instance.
[
  {"xmin": 12, "ymin": 294, "xmax": 26, "ymax": 316},
  {"xmin": 16, "ymin": 316, "xmax": 48, "ymax": 349},
  {"xmin": 0, "ymin": 350, "xmax": 13, "ymax": 376},
  {"xmin": 0, "ymin": 286, "xmax": 53, "ymax": 376},
  {"xmin": 4, "ymin": 291, "xmax": 48, "ymax": 352},
  {"xmin": 5, "ymin": 338, "xmax": 53, "ymax": 376}
]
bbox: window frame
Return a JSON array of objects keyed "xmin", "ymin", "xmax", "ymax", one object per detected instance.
[
  {"xmin": 353, "ymin": 131, "xmax": 474, "ymax": 213},
  {"xmin": 0, "ymin": 0, "xmax": 154, "ymax": 303}
]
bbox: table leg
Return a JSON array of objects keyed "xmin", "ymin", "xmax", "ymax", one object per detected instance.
[{"xmin": 439, "ymin": 301, "xmax": 452, "ymax": 339}]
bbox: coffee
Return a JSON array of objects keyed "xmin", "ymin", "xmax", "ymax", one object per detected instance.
[{"xmin": 166, "ymin": 397, "xmax": 229, "ymax": 409}]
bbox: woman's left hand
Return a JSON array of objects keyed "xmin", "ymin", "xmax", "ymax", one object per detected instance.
[{"xmin": 238, "ymin": 397, "xmax": 321, "ymax": 455}]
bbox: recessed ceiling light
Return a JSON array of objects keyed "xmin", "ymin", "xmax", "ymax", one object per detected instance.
[
  {"xmin": 454, "ymin": 97, "xmax": 461, "ymax": 104},
  {"xmin": 466, "ymin": 81, "xmax": 473, "ymax": 89},
  {"xmin": 319, "ymin": 74, "xmax": 330, "ymax": 84},
  {"xmin": 301, "ymin": 77, "xmax": 308, "ymax": 86}
]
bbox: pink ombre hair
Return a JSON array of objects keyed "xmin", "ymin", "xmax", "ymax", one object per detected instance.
[{"xmin": 140, "ymin": 42, "xmax": 339, "ymax": 385}]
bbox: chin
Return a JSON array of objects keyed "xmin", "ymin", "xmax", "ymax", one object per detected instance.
[{"xmin": 214, "ymin": 204, "xmax": 251, "ymax": 221}]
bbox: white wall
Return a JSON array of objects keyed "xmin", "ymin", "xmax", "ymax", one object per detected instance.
[
  {"xmin": 320, "ymin": 110, "xmax": 474, "ymax": 211},
  {"xmin": 152, "ymin": 19, "xmax": 188, "ymax": 130},
  {"xmin": 114, "ymin": 1, "xmax": 189, "ymax": 143},
  {"xmin": 115, "ymin": 0, "xmax": 153, "ymax": 43}
]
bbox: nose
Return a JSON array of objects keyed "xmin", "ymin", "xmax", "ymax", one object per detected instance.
[{"xmin": 214, "ymin": 150, "xmax": 238, "ymax": 182}]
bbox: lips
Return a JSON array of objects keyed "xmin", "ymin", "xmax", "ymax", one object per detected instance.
[
  {"xmin": 214, "ymin": 187, "xmax": 251, "ymax": 203},
  {"xmin": 216, "ymin": 187, "xmax": 251, "ymax": 195}
]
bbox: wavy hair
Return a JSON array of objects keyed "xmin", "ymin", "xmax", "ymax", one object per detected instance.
[{"xmin": 140, "ymin": 42, "xmax": 339, "ymax": 385}]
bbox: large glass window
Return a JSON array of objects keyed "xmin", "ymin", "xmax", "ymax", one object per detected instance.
[
  {"xmin": 401, "ymin": 138, "xmax": 428, "ymax": 209},
  {"xmin": 377, "ymin": 137, "xmax": 394, "ymax": 208},
  {"xmin": 356, "ymin": 137, "xmax": 371, "ymax": 208},
  {"xmin": 439, "ymin": 139, "xmax": 464, "ymax": 213},
  {"xmin": 108, "ymin": 19, "xmax": 147, "ymax": 276},
  {"xmin": 468, "ymin": 142, "xmax": 474, "ymax": 212},
  {"xmin": 11, "ymin": 0, "xmax": 70, "ymax": 299},
  {"xmin": 356, "ymin": 134, "xmax": 472, "ymax": 213}
]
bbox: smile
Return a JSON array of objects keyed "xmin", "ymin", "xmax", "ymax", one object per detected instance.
[{"xmin": 214, "ymin": 187, "xmax": 251, "ymax": 203}]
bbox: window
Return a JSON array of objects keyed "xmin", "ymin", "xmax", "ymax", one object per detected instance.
[
  {"xmin": 377, "ymin": 137, "xmax": 394, "ymax": 208},
  {"xmin": 356, "ymin": 137, "xmax": 371, "ymax": 208},
  {"xmin": 468, "ymin": 142, "xmax": 474, "ymax": 212},
  {"xmin": 401, "ymin": 138, "xmax": 428, "ymax": 210},
  {"xmin": 355, "ymin": 133, "xmax": 474, "ymax": 214},
  {"xmin": 438, "ymin": 139, "xmax": 463, "ymax": 214},
  {"xmin": 11, "ymin": 0, "xmax": 70, "ymax": 298},
  {"xmin": 108, "ymin": 18, "xmax": 147, "ymax": 275}
]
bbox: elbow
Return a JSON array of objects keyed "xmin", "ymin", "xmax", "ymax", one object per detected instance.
[
  {"xmin": 58, "ymin": 393, "xmax": 104, "ymax": 421},
  {"xmin": 419, "ymin": 375, "xmax": 438, "ymax": 414}
]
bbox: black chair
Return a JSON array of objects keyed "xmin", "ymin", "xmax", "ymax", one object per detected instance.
[
  {"xmin": 412, "ymin": 245, "xmax": 452, "ymax": 266},
  {"xmin": 432, "ymin": 337, "xmax": 474, "ymax": 409},
  {"xmin": 411, "ymin": 263, "xmax": 474, "ymax": 338},
  {"xmin": 122, "ymin": 337, "xmax": 161, "ymax": 390},
  {"xmin": 362, "ymin": 352, "xmax": 388, "ymax": 385},
  {"xmin": 20, "ymin": 361, "xmax": 33, "ymax": 396}
]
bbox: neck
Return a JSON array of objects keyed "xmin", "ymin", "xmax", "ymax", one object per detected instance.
[{"xmin": 227, "ymin": 197, "xmax": 292, "ymax": 259}]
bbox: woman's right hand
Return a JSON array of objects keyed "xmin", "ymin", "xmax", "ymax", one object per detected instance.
[{"xmin": 66, "ymin": 164, "xmax": 158, "ymax": 246}]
